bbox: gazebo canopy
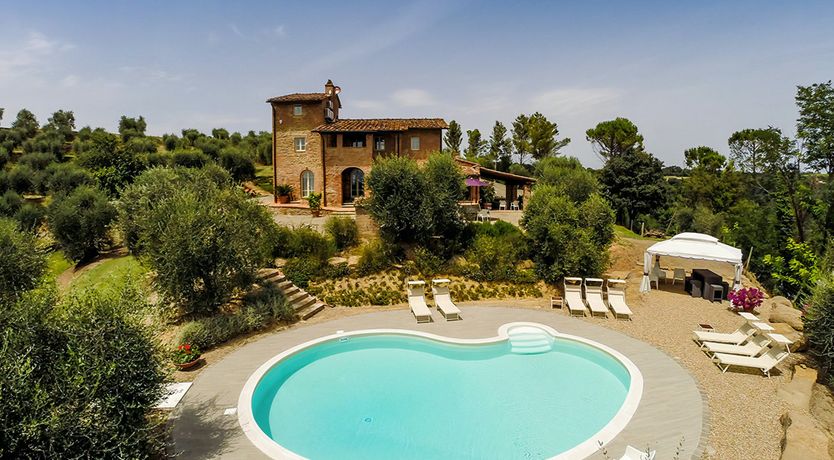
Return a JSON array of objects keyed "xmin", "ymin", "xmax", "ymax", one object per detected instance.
[
  {"xmin": 646, "ymin": 232, "xmax": 742, "ymax": 264},
  {"xmin": 640, "ymin": 233, "xmax": 743, "ymax": 292}
]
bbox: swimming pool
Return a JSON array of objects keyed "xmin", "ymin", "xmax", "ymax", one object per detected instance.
[{"xmin": 238, "ymin": 323, "xmax": 643, "ymax": 460}]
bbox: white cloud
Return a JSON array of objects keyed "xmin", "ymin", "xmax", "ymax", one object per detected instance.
[
  {"xmin": 391, "ymin": 88, "xmax": 437, "ymax": 107},
  {"xmin": 352, "ymin": 99, "xmax": 385, "ymax": 110},
  {"xmin": 119, "ymin": 66, "xmax": 183, "ymax": 83},
  {"xmin": 230, "ymin": 23, "xmax": 245, "ymax": 38},
  {"xmin": 0, "ymin": 31, "xmax": 74, "ymax": 82},
  {"xmin": 531, "ymin": 88, "xmax": 621, "ymax": 115},
  {"xmin": 271, "ymin": 25, "xmax": 286, "ymax": 37},
  {"xmin": 61, "ymin": 74, "xmax": 80, "ymax": 87}
]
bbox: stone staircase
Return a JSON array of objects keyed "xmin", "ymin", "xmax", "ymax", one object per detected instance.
[{"xmin": 259, "ymin": 269, "xmax": 326, "ymax": 320}]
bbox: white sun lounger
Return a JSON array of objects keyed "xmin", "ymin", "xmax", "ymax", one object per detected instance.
[
  {"xmin": 407, "ymin": 280, "xmax": 432, "ymax": 323},
  {"xmin": 693, "ymin": 321, "xmax": 759, "ymax": 345},
  {"xmin": 606, "ymin": 279, "xmax": 632, "ymax": 320},
  {"xmin": 701, "ymin": 332, "xmax": 772, "ymax": 357},
  {"xmin": 431, "ymin": 279, "xmax": 461, "ymax": 321},
  {"xmin": 563, "ymin": 277, "xmax": 587, "ymax": 317},
  {"xmin": 712, "ymin": 334, "xmax": 793, "ymax": 377},
  {"xmin": 619, "ymin": 445, "xmax": 656, "ymax": 460},
  {"xmin": 584, "ymin": 278, "xmax": 608, "ymax": 318}
]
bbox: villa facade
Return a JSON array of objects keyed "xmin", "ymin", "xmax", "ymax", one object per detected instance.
[{"xmin": 268, "ymin": 80, "xmax": 447, "ymax": 207}]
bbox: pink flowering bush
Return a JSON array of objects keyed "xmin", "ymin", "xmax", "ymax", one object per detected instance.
[{"xmin": 728, "ymin": 287, "xmax": 765, "ymax": 312}]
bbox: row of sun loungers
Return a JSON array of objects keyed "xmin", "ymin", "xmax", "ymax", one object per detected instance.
[
  {"xmin": 407, "ymin": 279, "xmax": 462, "ymax": 323},
  {"xmin": 693, "ymin": 313, "xmax": 793, "ymax": 377},
  {"xmin": 563, "ymin": 277, "xmax": 633, "ymax": 319}
]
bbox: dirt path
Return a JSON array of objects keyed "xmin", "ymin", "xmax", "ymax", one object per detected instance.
[{"xmin": 55, "ymin": 248, "xmax": 129, "ymax": 291}]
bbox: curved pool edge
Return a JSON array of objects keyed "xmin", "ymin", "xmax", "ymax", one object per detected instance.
[{"xmin": 237, "ymin": 322, "xmax": 644, "ymax": 460}]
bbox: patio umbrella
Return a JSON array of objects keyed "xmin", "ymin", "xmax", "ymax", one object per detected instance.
[{"xmin": 465, "ymin": 177, "xmax": 490, "ymax": 187}]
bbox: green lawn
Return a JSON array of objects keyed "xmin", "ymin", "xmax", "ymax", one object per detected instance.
[
  {"xmin": 45, "ymin": 251, "xmax": 73, "ymax": 281},
  {"xmin": 614, "ymin": 225, "xmax": 654, "ymax": 240},
  {"xmin": 69, "ymin": 255, "xmax": 148, "ymax": 294},
  {"xmin": 254, "ymin": 163, "xmax": 273, "ymax": 194}
]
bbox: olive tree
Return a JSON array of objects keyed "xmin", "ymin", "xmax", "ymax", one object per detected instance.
[
  {"xmin": 47, "ymin": 186, "xmax": 116, "ymax": 262},
  {"xmin": 0, "ymin": 218, "xmax": 46, "ymax": 302}
]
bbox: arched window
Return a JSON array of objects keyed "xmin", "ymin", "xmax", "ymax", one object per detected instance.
[{"xmin": 301, "ymin": 170, "xmax": 314, "ymax": 198}]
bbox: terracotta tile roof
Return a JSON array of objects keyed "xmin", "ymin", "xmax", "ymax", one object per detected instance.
[
  {"xmin": 313, "ymin": 118, "xmax": 448, "ymax": 132},
  {"xmin": 267, "ymin": 93, "xmax": 328, "ymax": 103}
]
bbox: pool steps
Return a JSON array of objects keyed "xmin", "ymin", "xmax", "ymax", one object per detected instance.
[
  {"xmin": 258, "ymin": 269, "xmax": 326, "ymax": 320},
  {"xmin": 507, "ymin": 326, "xmax": 554, "ymax": 354}
]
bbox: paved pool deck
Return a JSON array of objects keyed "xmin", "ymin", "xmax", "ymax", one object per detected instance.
[{"xmin": 169, "ymin": 306, "xmax": 706, "ymax": 459}]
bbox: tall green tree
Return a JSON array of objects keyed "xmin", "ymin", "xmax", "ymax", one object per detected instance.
[
  {"xmin": 681, "ymin": 146, "xmax": 739, "ymax": 213},
  {"xmin": 796, "ymin": 81, "xmax": 834, "ymax": 240},
  {"xmin": 46, "ymin": 110, "xmax": 76, "ymax": 142},
  {"xmin": 729, "ymin": 127, "xmax": 809, "ymax": 242},
  {"xmin": 585, "ymin": 117, "xmax": 645, "ymax": 159},
  {"xmin": 527, "ymin": 112, "xmax": 569, "ymax": 160},
  {"xmin": 464, "ymin": 129, "xmax": 486, "ymax": 160},
  {"xmin": 118, "ymin": 115, "xmax": 147, "ymax": 142},
  {"xmin": 511, "ymin": 114, "xmax": 531, "ymax": 164},
  {"xmin": 797, "ymin": 81, "xmax": 834, "ymax": 175},
  {"xmin": 11, "ymin": 109, "xmax": 39, "ymax": 139},
  {"xmin": 444, "ymin": 120, "xmax": 463, "ymax": 154},
  {"xmin": 488, "ymin": 121, "xmax": 513, "ymax": 171},
  {"xmin": 599, "ymin": 150, "xmax": 666, "ymax": 226}
]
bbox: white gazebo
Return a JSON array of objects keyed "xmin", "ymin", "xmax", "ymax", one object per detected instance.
[{"xmin": 640, "ymin": 232, "xmax": 744, "ymax": 293}]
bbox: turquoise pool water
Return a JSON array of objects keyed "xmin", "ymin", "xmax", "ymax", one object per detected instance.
[{"xmin": 251, "ymin": 334, "xmax": 631, "ymax": 460}]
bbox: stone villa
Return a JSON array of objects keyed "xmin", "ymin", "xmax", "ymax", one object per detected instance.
[{"xmin": 267, "ymin": 80, "xmax": 534, "ymax": 209}]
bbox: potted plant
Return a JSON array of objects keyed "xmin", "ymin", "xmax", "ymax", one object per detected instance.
[
  {"xmin": 275, "ymin": 183, "xmax": 293, "ymax": 204},
  {"xmin": 172, "ymin": 343, "xmax": 202, "ymax": 370},
  {"xmin": 307, "ymin": 192, "xmax": 323, "ymax": 217},
  {"xmin": 727, "ymin": 287, "xmax": 765, "ymax": 312}
]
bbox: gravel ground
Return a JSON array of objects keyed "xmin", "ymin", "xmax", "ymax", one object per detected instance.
[{"xmin": 174, "ymin": 238, "xmax": 796, "ymax": 459}]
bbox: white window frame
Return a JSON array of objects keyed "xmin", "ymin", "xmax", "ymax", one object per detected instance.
[
  {"xmin": 293, "ymin": 104, "xmax": 303, "ymax": 116},
  {"xmin": 301, "ymin": 170, "xmax": 314, "ymax": 198},
  {"xmin": 410, "ymin": 136, "xmax": 420, "ymax": 150},
  {"xmin": 375, "ymin": 137, "xmax": 385, "ymax": 151},
  {"xmin": 294, "ymin": 137, "xmax": 306, "ymax": 152}
]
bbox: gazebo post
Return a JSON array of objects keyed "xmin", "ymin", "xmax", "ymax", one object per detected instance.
[{"xmin": 640, "ymin": 251, "xmax": 652, "ymax": 292}]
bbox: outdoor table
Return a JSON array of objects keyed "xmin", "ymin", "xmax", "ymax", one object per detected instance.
[{"xmin": 691, "ymin": 269, "xmax": 723, "ymax": 299}]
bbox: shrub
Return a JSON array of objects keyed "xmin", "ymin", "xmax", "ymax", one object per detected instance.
[
  {"xmin": 47, "ymin": 186, "xmax": 116, "ymax": 262},
  {"xmin": 45, "ymin": 162, "xmax": 95, "ymax": 195},
  {"xmin": 324, "ymin": 216, "xmax": 358, "ymax": 250},
  {"xmin": 356, "ymin": 239, "xmax": 395, "ymax": 276},
  {"xmin": 0, "ymin": 218, "xmax": 46, "ymax": 302},
  {"xmin": 412, "ymin": 246, "xmax": 444, "ymax": 276},
  {"xmin": 521, "ymin": 187, "xmax": 614, "ymax": 283},
  {"xmin": 0, "ymin": 287, "xmax": 166, "ymax": 459},
  {"xmin": 280, "ymin": 226, "xmax": 335, "ymax": 261},
  {"xmin": 171, "ymin": 148, "xmax": 209, "ymax": 168},
  {"xmin": 177, "ymin": 286, "xmax": 292, "ymax": 349},
  {"xmin": 219, "ymin": 147, "xmax": 255, "ymax": 182},
  {"xmin": 275, "ymin": 183, "xmax": 294, "ymax": 197},
  {"xmin": 465, "ymin": 234, "xmax": 523, "ymax": 282},
  {"xmin": 805, "ymin": 276, "xmax": 834, "ymax": 376},
  {"xmin": 7, "ymin": 164, "xmax": 39, "ymax": 194},
  {"xmin": 763, "ymin": 238, "xmax": 821, "ymax": 302},
  {"xmin": 283, "ymin": 256, "xmax": 325, "ymax": 289},
  {"xmin": 0, "ymin": 190, "xmax": 22, "ymax": 216},
  {"xmin": 18, "ymin": 151, "xmax": 58, "ymax": 170},
  {"xmin": 76, "ymin": 135, "xmax": 147, "ymax": 196},
  {"xmin": 14, "ymin": 203, "xmax": 46, "ymax": 233}
]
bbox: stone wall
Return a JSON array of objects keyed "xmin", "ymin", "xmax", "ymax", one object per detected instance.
[
  {"xmin": 274, "ymin": 130, "xmax": 323, "ymax": 201},
  {"xmin": 355, "ymin": 206, "xmax": 379, "ymax": 240}
]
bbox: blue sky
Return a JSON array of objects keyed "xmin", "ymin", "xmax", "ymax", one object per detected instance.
[{"xmin": 2, "ymin": 0, "xmax": 833, "ymax": 167}]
